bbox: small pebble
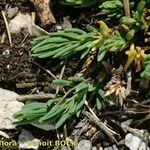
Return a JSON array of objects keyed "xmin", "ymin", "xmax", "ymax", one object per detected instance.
[
  {"xmin": 104, "ymin": 146, "xmax": 113, "ymax": 150},
  {"xmin": 56, "ymin": 25, "xmax": 63, "ymax": 30},
  {"xmin": 2, "ymin": 49, "xmax": 10, "ymax": 57},
  {"xmin": 125, "ymin": 133, "xmax": 150, "ymax": 150},
  {"xmin": 7, "ymin": 6, "xmax": 18, "ymax": 18},
  {"xmin": 76, "ymin": 140, "xmax": 92, "ymax": 150},
  {"xmin": 112, "ymin": 145, "xmax": 119, "ymax": 150},
  {"xmin": 92, "ymin": 146, "xmax": 97, "ymax": 150},
  {"xmin": 61, "ymin": 146, "xmax": 68, "ymax": 150},
  {"xmin": 6, "ymin": 65, "xmax": 11, "ymax": 70},
  {"xmin": 99, "ymin": 146, "xmax": 103, "ymax": 150},
  {"xmin": 62, "ymin": 17, "xmax": 72, "ymax": 29},
  {"xmin": 18, "ymin": 129, "xmax": 40, "ymax": 150}
]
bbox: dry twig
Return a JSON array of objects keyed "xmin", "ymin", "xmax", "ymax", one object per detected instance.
[
  {"xmin": 0, "ymin": 130, "xmax": 9, "ymax": 139},
  {"xmin": 17, "ymin": 33, "xmax": 29, "ymax": 48},
  {"xmin": 55, "ymin": 60, "xmax": 67, "ymax": 95},
  {"xmin": 123, "ymin": 0, "xmax": 130, "ymax": 17},
  {"xmin": 82, "ymin": 110, "xmax": 118, "ymax": 143},
  {"xmin": 32, "ymin": 61, "xmax": 57, "ymax": 79},
  {"xmin": 16, "ymin": 82, "xmax": 36, "ymax": 89},
  {"xmin": 1, "ymin": 11, "xmax": 12, "ymax": 47},
  {"xmin": 17, "ymin": 93, "xmax": 55, "ymax": 101}
]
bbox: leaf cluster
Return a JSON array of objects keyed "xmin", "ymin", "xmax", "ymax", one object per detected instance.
[
  {"xmin": 99, "ymin": 0, "xmax": 124, "ymax": 18},
  {"xmin": 14, "ymin": 76, "xmax": 105, "ymax": 129},
  {"xmin": 31, "ymin": 28, "xmax": 93, "ymax": 59},
  {"xmin": 120, "ymin": 1, "xmax": 149, "ymax": 34},
  {"xmin": 32, "ymin": 21, "xmax": 130, "ymax": 62}
]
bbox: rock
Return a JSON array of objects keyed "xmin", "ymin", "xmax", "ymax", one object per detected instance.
[
  {"xmin": 52, "ymin": 147, "xmax": 68, "ymax": 150},
  {"xmin": 99, "ymin": 146, "xmax": 103, "ymax": 150},
  {"xmin": 125, "ymin": 133, "xmax": 141, "ymax": 150},
  {"xmin": 92, "ymin": 146, "xmax": 97, "ymax": 150},
  {"xmin": 0, "ymin": 88, "xmax": 24, "ymax": 129},
  {"xmin": 139, "ymin": 142, "xmax": 149, "ymax": 150},
  {"xmin": 112, "ymin": 145, "xmax": 119, "ymax": 150},
  {"xmin": 76, "ymin": 140, "xmax": 92, "ymax": 150},
  {"xmin": 2, "ymin": 49, "xmax": 10, "ymax": 58},
  {"xmin": 18, "ymin": 129, "xmax": 40, "ymax": 150},
  {"xmin": 52, "ymin": 148, "xmax": 58, "ymax": 150},
  {"xmin": 31, "ymin": 123, "xmax": 55, "ymax": 131},
  {"xmin": 104, "ymin": 146, "xmax": 113, "ymax": 150},
  {"xmin": 61, "ymin": 146, "xmax": 68, "ymax": 150},
  {"xmin": 56, "ymin": 25, "xmax": 63, "ymax": 30},
  {"xmin": 0, "ymin": 88, "xmax": 18, "ymax": 101},
  {"xmin": 9, "ymin": 12, "xmax": 32, "ymax": 34},
  {"xmin": 104, "ymin": 145, "xmax": 119, "ymax": 150},
  {"xmin": 125, "ymin": 133, "xmax": 150, "ymax": 150},
  {"xmin": 62, "ymin": 17, "xmax": 72, "ymax": 29},
  {"xmin": 6, "ymin": 6, "xmax": 18, "ymax": 18},
  {"xmin": 121, "ymin": 119, "xmax": 132, "ymax": 127}
]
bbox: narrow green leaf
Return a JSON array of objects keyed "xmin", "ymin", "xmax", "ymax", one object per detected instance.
[
  {"xmin": 55, "ymin": 113, "xmax": 70, "ymax": 129},
  {"xmin": 47, "ymin": 98, "xmax": 61, "ymax": 107},
  {"xmin": 96, "ymin": 98, "xmax": 102, "ymax": 110},
  {"xmin": 76, "ymin": 110, "xmax": 81, "ymax": 117},
  {"xmin": 75, "ymin": 94, "xmax": 86, "ymax": 112}
]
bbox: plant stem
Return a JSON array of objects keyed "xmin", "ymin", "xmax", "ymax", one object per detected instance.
[
  {"xmin": 17, "ymin": 93, "xmax": 55, "ymax": 101},
  {"xmin": 55, "ymin": 59, "xmax": 67, "ymax": 95},
  {"xmin": 32, "ymin": 61, "xmax": 57, "ymax": 79},
  {"xmin": 123, "ymin": 0, "xmax": 130, "ymax": 17},
  {"xmin": 85, "ymin": 100, "xmax": 117, "ymax": 135},
  {"xmin": 0, "ymin": 130, "xmax": 9, "ymax": 139},
  {"xmin": 1, "ymin": 11, "xmax": 12, "ymax": 47},
  {"xmin": 82, "ymin": 111, "xmax": 118, "ymax": 143}
]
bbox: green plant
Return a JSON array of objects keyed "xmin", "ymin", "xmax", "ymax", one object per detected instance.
[
  {"xmin": 31, "ymin": 20, "xmax": 131, "ymax": 63},
  {"xmin": 31, "ymin": 1, "xmax": 149, "ymax": 64},
  {"xmin": 14, "ymin": 0, "xmax": 150, "ymax": 130},
  {"xmin": 99, "ymin": 0, "xmax": 124, "ymax": 18},
  {"xmin": 14, "ymin": 75, "xmax": 105, "ymax": 128},
  {"xmin": 141, "ymin": 54, "xmax": 150, "ymax": 78},
  {"xmin": 61, "ymin": 0, "xmax": 100, "ymax": 7},
  {"xmin": 120, "ymin": 1, "xmax": 149, "ymax": 34}
]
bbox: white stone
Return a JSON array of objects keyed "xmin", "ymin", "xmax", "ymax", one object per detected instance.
[
  {"xmin": 61, "ymin": 146, "xmax": 68, "ymax": 150},
  {"xmin": 125, "ymin": 133, "xmax": 150, "ymax": 150},
  {"xmin": 18, "ymin": 129, "xmax": 40, "ymax": 150},
  {"xmin": 104, "ymin": 146, "xmax": 113, "ymax": 150},
  {"xmin": 62, "ymin": 17, "xmax": 72, "ymax": 29},
  {"xmin": 99, "ymin": 146, "xmax": 103, "ymax": 150},
  {"xmin": 56, "ymin": 25, "xmax": 63, "ymax": 30},
  {"xmin": 0, "ymin": 100, "xmax": 24, "ymax": 129},
  {"xmin": 9, "ymin": 12, "xmax": 32, "ymax": 34},
  {"xmin": 121, "ymin": 119, "xmax": 133, "ymax": 127},
  {"xmin": 0, "ymin": 88, "xmax": 24, "ymax": 129},
  {"xmin": 76, "ymin": 140, "xmax": 92, "ymax": 150},
  {"xmin": 0, "ymin": 88, "xmax": 18, "ymax": 101},
  {"xmin": 7, "ymin": 6, "xmax": 18, "ymax": 18},
  {"xmin": 125, "ymin": 133, "xmax": 141, "ymax": 150},
  {"xmin": 92, "ymin": 146, "xmax": 97, "ymax": 150},
  {"xmin": 112, "ymin": 145, "xmax": 119, "ymax": 150}
]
